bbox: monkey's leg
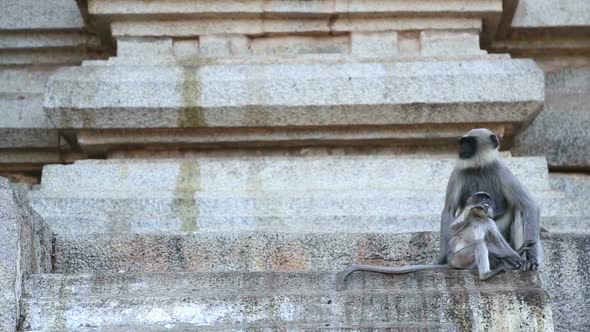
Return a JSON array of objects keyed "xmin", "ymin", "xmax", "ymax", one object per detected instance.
[
  {"xmin": 482, "ymin": 256, "xmax": 523, "ymax": 280},
  {"xmin": 473, "ymin": 242, "xmax": 492, "ymax": 280},
  {"xmin": 487, "ymin": 219, "xmax": 528, "ymax": 271},
  {"xmin": 511, "ymin": 210, "xmax": 542, "ymax": 271}
]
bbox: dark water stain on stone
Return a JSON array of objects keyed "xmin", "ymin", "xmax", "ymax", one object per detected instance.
[
  {"xmin": 169, "ymin": 235, "xmax": 187, "ymax": 270},
  {"xmin": 172, "ymin": 161, "xmax": 200, "ymax": 233},
  {"xmin": 447, "ymin": 292, "xmax": 474, "ymax": 332},
  {"xmin": 178, "ymin": 67, "xmax": 206, "ymax": 128}
]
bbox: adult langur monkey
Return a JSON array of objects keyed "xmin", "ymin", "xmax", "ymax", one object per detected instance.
[
  {"xmin": 439, "ymin": 128, "xmax": 542, "ymax": 271},
  {"xmin": 336, "ymin": 192, "xmax": 527, "ymax": 290}
]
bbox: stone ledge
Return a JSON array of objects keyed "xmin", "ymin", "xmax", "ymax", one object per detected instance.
[
  {"xmin": 44, "ymin": 58, "xmax": 544, "ymax": 151},
  {"xmin": 89, "ymin": 0, "xmax": 502, "ymax": 16},
  {"xmin": 34, "ymin": 156, "xmax": 551, "ymax": 193},
  {"xmin": 21, "ymin": 322, "xmax": 457, "ymax": 331},
  {"xmin": 0, "ymin": 31, "xmax": 101, "ymax": 50},
  {"xmin": 22, "ymin": 270, "xmax": 551, "ymax": 330},
  {"xmin": 87, "ymin": 0, "xmax": 503, "ymax": 48},
  {"xmin": 23, "ymin": 270, "xmax": 546, "ymax": 298}
]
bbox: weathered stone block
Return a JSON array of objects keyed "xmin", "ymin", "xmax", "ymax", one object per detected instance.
[
  {"xmin": 199, "ymin": 34, "xmax": 249, "ymax": 57},
  {"xmin": 0, "ymin": 68, "xmax": 61, "ymax": 173},
  {"xmin": 512, "ymin": 0, "xmax": 590, "ymax": 28},
  {"xmin": 0, "ymin": 94, "xmax": 58, "ymax": 149},
  {"xmin": 0, "ymin": 68, "xmax": 55, "ymax": 94},
  {"xmin": 250, "ymin": 35, "xmax": 350, "ymax": 57},
  {"xmin": 351, "ymin": 31, "xmax": 398, "ymax": 57},
  {"xmin": 490, "ymin": 0, "xmax": 590, "ymax": 56},
  {"xmin": 420, "ymin": 31, "xmax": 485, "ymax": 56},
  {"xmin": 0, "ymin": 0, "xmax": 83, "ymax": 30},
  {"xmin": 513, "ymin": 67, "xmax": 590, "ymax": 170},
  {"xmin": 34, "ymin": 156, "xmax": 551, "ymax": 194},
  {"xmin": 116, "ymin": 37, "xmax": 173, "ymax": 59},
  {"xmin": 0, "ymin": 178, "xmax": 51, "ymax": 331},
  {"xmin": 541, "ymin": 233, "xmax": 590, "ymax": 332}
]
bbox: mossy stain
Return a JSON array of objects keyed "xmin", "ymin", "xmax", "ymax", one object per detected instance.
[
  {"xmin": 173, "ymin": 161, "xmax": 201, "ymax": 233},
  {"xmin": 178, "ymin": 68, "xmax": 206, "ymax": 128}
]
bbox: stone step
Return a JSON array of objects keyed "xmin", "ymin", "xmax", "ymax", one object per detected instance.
[
  {"xmin": 31, "ymin": 190, "xmax": 581, "ymax": 235},
  {"xmin": 36, "ymin": 156, "xmax": 551, "ymax": 193},
  {"xmin": 51, "ymin": 231, "xmax": 584, "ymax": 274},
  {"xmin": 39, "ymin": 214, "xmax": 443, "ymax": 235},
  {"xmin": 52, "ymin": 232, "xmax": 440, "ymax": 273},
  {"xmin": 31, "ymin": 156, "xmax": 588, "ymax": 235},
  {"xmin": 22, "ymin": 270, "xmax": 549, "ymax": 331},
  {"xmin": 23, "ymin": 270, "xmax": 540, "ymax": 299},
  {"xmin": 38, "ymin": 214, "xmax": 589, "ymax": 236},
  {"xmin": 30, "ymin": 189, "xmax": 568, "ymax": 214},
  {"xmin": 24, "ymin": 323, "xmax": 455, "ymax": 332}
]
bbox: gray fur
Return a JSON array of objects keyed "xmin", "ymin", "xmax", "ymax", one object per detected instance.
[{"xmin": 439, "ymin": 128, "xmax": 542, "ymax": 271}]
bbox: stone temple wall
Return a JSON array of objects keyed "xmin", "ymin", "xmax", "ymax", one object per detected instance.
[{"xmin": 0, "ymin": 0, "xmax": 588, "ymax": 331}]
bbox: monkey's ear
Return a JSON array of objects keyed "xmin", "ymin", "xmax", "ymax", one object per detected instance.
[{"xmin": 489, "ymin": 135, "xmax": 499, "ymax": 149}]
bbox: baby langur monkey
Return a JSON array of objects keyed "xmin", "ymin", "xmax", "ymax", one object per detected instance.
[{"xmin": 336, "ymin": 192, "xmax": 527, "ymax": 290}]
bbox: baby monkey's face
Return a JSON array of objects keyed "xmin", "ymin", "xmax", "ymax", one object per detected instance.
[{"xmin": 467, "ymin": 192, "xmax": 495, "ymax": 219}]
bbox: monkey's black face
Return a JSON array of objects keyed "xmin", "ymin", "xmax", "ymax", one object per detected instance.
[{"xmin": 458, "ymin": 136, "xmax": 477, "ymax": 159}]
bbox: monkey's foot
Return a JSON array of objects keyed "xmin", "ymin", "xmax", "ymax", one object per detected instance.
[
  {"xmin": 502, "ymin": 256, "xmax": 526, "ymax": 271},
  {"xmin": 523, "ymin": 259, "xmax": 539, "ymax": 271}
]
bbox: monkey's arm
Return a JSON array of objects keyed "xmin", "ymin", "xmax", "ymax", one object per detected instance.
[
  {"xmin": 335, "ymin": 264, "xmax": 450, "ymax": 291},
  {"xmin": 438, "ymin": 211, "xmax": 453, "ymax": 264},
  {"xmin": 450, "ymin": 216, "xmax": 470, "ymax": 233},
  {"xmin": 500, "ymin": 165, "xmax": 542, "ymax": 269},
  {"xmin": 512, "ymin": 210, "xmax": 542, "ymax": 271},
  {"xmin": 439, "ymin": 170, "xmax": 460, "ymax": 264}
]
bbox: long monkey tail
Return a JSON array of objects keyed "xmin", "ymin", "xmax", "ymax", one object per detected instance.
[{"xmin": 335, "ymin": 264, "xmax": 450, "ymax": 291}]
